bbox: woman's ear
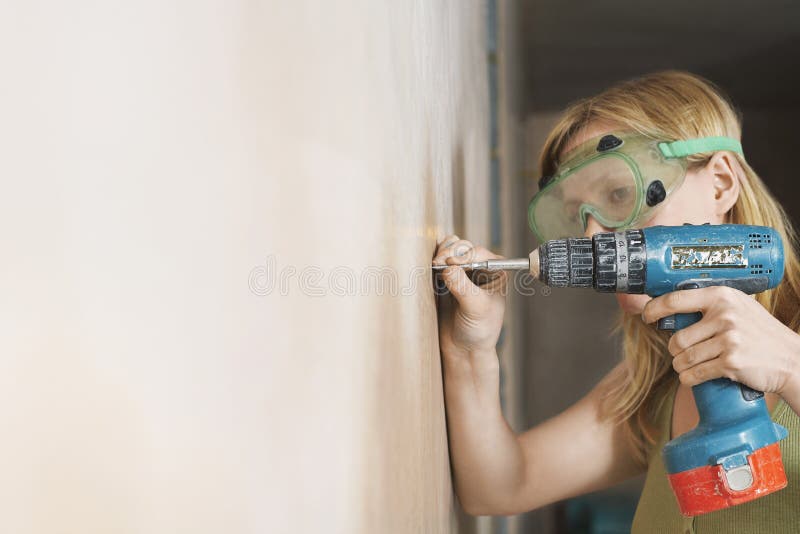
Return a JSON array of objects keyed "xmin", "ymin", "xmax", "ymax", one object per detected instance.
[{"xmin": 705, "ymin": 151, "xmax": 741, "ymax": 218}]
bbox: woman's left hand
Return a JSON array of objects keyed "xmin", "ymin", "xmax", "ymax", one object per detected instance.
[{"xmin": 642, "ymin": 286, "xmax": 800, "ymax": 396}]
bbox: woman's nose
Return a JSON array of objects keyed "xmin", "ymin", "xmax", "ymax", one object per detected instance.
[{"xmin": 583, "ymin": 215, "xmax": 611, "ymax": 238}]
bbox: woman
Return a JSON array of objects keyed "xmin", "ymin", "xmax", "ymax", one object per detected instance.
[{"xmin": 433, "ymin": 71, "xmax": 800, "ymax": 532}]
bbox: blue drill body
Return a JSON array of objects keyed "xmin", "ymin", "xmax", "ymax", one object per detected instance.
[{"xmin": 640, "ymin": 225, "xmax": 788, "ymax": 477}]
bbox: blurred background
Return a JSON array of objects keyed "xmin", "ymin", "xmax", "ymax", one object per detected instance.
[{"xmin": 1, "ymin": 2, "xmax": 799, "ymax": 534}]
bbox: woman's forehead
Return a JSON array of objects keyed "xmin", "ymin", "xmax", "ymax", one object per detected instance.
[{"xmin": 559, "ymin": 122, "xmax": 620, "ymax": 160}]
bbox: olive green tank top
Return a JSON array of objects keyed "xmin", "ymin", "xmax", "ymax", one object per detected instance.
[{"xmin": 632, "ymin": 379, "xmax": 800, "ymax": 533}]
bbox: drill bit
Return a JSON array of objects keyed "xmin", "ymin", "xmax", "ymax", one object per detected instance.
[{"xmin": 431, "ymin": 251, "xmax": 540, "ymax": 278}]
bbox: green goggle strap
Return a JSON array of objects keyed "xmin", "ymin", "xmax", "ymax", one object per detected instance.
[{"xmin": 658, "ymin": 136, "xmax": 743, "ymax": 159}]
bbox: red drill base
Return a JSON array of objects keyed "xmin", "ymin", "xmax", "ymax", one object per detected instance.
[{"xmin": 667, "ymin": 443, "xmax": 787, "ymax": 517}]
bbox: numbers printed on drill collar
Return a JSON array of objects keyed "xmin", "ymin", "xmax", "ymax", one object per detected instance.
[{"xmin": 614, "ymin": 232, "xmax": 630, "ymax": 291}]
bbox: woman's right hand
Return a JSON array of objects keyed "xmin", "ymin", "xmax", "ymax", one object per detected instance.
[{"xmin": 433, "ymin": 235, "xmax": 507, "ymax": 357}]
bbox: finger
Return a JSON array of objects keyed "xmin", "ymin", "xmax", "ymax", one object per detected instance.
[
  {"xmin": 433, "ymin": 235, "xmax": 462, "ymax": 264},
  {"xmin": 434, "ymin": 239, "xmax": 476, "ymax": 264},
  {"xmin": 642, "ymin": 287, "xmax": 718, "ymax": 324},
  {"xmin": 678, "ymin": 358, "xmax": 725, "ymax": 387},
  {"xmin": 439, "ymin": 265, "xmax": 477, "ymax": 305},
  {"xmin": 449, "ymin": 239, "xmax": 476, "ymax": 257},
  {"xmin": 472, "ymin": 245, "xmax": 503, "ymax": 261},
  {"xmin": 667, "ymin": 318, "xmax": 718, "ymax": 356},
  {"xmin": 437, "ymin": 234, "xmax": 460, "ymax": 248},
  {"xmin": 470, "ymin": 269, "xmax": 507, "ymax": 292},
  {"xmin": 445, "ymin": 245, "xmax": 502, "ymax": 265},
  {"xmin": 671, "ymin": 335, "xmax": 725, "ymax": 373},
  {"xmin": 435, "ymin": 238, "xmax": 473, "ymax": 258}
]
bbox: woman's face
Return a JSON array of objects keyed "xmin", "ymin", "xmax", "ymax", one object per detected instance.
[{"xmin": 559, "ymin": 122, "xmax": 730, "ymax": 315}]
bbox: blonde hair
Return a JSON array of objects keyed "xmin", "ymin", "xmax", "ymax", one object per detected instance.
[{"xmin": 539, "ymin": 70, "xmax": 800, "ymax": 465}]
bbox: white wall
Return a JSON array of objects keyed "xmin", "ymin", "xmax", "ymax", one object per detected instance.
[{"xmin": 0, "ymin": 2, "xmax": 489, "ymax": 532}]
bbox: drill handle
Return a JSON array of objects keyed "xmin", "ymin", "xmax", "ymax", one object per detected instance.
[
  {"xmin": 655, "ymin": 277, "xmax": 767, "ymax": 330},
  {"xmin": 658, "ymin": 307, "xmax": 767, "ymax": 407}
]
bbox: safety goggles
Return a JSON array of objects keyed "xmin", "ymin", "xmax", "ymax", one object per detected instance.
[{"xmin": 527, "ymin": 133, "xmax": 743, "ymax": 241}]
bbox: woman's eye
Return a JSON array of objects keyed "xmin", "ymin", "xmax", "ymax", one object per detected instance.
[
  {"xmin": 608, "ymin": 186, "xmax": 633, "ymax": 204},
  {"xmin": 564, "ymin": 201, "xmax": 579, "ymax": 220}
]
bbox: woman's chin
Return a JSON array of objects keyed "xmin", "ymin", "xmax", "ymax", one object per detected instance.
[{"xmin": 615, "ymin": 293, "xmax": 651, "ymax": 315}]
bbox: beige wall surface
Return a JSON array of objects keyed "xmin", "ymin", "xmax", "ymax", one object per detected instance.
[{"xmin": 0, "ymin": 2, "xmax": 489, "ymax": 533}]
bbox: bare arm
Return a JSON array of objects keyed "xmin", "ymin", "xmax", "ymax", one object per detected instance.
[
  {"xmin": 442, "ymin": 348, "xmax": 523, "ymax": 515},
  {"xmin": 444, "ymin": 351, "xmax": 644, "ymax": 516},
  {"xmin": 434, "ymin": 235, "xmax": 644, "ymax": 516}
]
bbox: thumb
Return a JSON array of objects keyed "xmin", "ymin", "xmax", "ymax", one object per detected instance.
[{"xmin": 440, "ymin": 265, "xmax": 476, "ymax": 305}]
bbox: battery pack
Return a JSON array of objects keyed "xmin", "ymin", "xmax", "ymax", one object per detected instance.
[{"xmin": 667, "ymin": 443, "xmax": 787, "ymax": 516}]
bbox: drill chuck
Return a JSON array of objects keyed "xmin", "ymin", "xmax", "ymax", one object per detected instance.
[
  {"xmin": 538, "ymin": 237, "xmax": 591, "ymax": 287},
  {"xmin": 536, "ymin": 230, "xmax": 646, "ymax": 293}
]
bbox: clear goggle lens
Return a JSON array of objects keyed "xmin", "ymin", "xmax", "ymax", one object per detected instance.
[{"xmin": 529, "ymin": 154, "xmax": 642, "ymax": 240}]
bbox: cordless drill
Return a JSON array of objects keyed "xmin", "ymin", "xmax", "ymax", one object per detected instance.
[
  {"xmin": 436, "ymin": 223, "xmax": 789, "ymax": 515},
  {"xmin": 537, "ymin": 223, "xmax": 789, "ymax": 516}
]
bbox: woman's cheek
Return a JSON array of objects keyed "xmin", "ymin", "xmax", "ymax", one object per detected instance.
[{"xmin": 615, "ymin": 293, "xmax": 651, "ymax": 315}]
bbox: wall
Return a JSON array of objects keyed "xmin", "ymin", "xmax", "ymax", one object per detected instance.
[{"xmin": 0, "ymin": 2, "xmax": 490, "ymax": 533}]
